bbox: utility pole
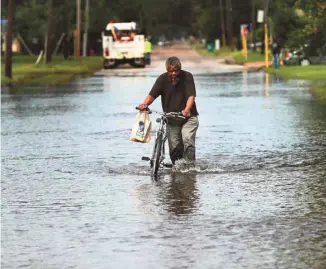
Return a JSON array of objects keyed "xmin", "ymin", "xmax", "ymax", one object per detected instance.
[
  {"xmin": 261, "ymin": 0, "xmax": 270, "ymax": 55},
  {"xmin": 226, "ymin": 0, "xmax": 234, "ymax": 50},
  {"xmin": 219, "ymin": 0, "xmax": 226, "ymax": 47},
  {"xmin": 263, "ymin": 0, "xmax": 270, "ymax": 67},
  {"xmin": 46, "ymin": 0, "xmax": 53, "ymax": 63},
  {"xmin": 251, "ymin": 0, "xmax": 256, "ymax": 51},
  {"xmin": 82, "ymin": 0, "xmax": 89, "ymax": 56},
  {"xmin": 5, "ymin": 0, "xmax": 15, "ymax": 79},
  {"xmin": 63, "ymin": 0, "xmax": 69, "ymax": 59},
  {"xmin": 75, "ymin": 0, "xmax": 81, "ymax": 58}
]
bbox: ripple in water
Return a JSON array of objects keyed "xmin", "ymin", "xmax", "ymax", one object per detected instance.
[{"xmin": 172, "ymin": 159, "xmax": 224, "ymax": 174}]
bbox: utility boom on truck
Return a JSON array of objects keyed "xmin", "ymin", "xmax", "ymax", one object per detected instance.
[{"xmin": 102, "ymin": 22, "xmax": 145, "ymax": 69}]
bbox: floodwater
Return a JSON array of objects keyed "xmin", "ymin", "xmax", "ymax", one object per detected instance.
[{"xmin": 1, "ymin": 70, "xmax": 326, "ymax": 269}]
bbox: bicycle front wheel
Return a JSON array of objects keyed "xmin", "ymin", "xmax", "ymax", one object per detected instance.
[{"xmin": 152, "ymin": 134, "xmax": 163, "ymax": 175}]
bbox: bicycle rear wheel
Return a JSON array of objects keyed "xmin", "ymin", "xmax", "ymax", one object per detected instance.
[{"xmin": 152, "ymin": 134, "xmax": 163, "ymax": 175}]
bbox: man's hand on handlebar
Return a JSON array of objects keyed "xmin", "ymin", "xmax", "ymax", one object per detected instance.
[
  {"xmin": 138, "ymin": 103, "xmax": 148, "ymax": 111},
  {"xmin": 181, "ymin": 109, "xmax": 191, "ymax": 117}
]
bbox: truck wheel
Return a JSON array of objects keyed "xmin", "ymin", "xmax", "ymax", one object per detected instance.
[
  {"xmin": 103, "ymin": 59, "xmax": 117, "ymax": 69},
  {"xmin": 130, "ymin": 59, "xmax": 145, "ymax": 68},
  {"xmin": 129, "ymin": 60, "xmax": 137, "ymax": 68},
  {"xmin": 136, "ymin": 58, "xmax": 146, "ymax": 68}
]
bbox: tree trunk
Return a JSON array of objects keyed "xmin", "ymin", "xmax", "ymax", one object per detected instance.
[
  {"xmin": 63, "ymin": 0, "xmax": 69, "ymax": 59},
  {"xmin": 251, "ymin": 0, "xmax": 256, "ymax": 51},
  {"xmin": 219, "ymin": 0, "xmax": 226, "ymax": 47},
  {"xmin": 75, "ymin": 0, "xmax": 81, "ymax": 58},
  {"xmin": 82, "ymin": 0, "xmax": 89, "ymax": 56},
  {"xmin": 5, "ymin": 0, "xmax": 15, "ymax": 79},
  {"xmin": 139, "ymin": 4, "xmax": 146, "ymax": 35},
  {"xmin": 226, "ymin": 0, "xmax": 234, "ymax": 50},
  {"xmin": 261, "ymin": 0, "xmax": 270, "ymax": 54},
  {"xmin": 46, "ymin": 0, "xmax": 53, "ymax": 63}
]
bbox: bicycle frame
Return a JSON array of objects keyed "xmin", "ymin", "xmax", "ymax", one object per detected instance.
[
  {"xmin": 150, "ymin": 113, "xmax": 168, "ymax": 168},
  {"xmin": 139, "ymin": 108, "xmax": 185, "ymax": 175}
]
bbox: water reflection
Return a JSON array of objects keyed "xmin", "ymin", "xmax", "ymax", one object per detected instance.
[
  {"xmin": 161, "ymin": 173, "xmax": 199, "ymax": 216},
  {"xmin": 242, "ymin": 70, "xmax": 248, "ymax": 97},
  {"xmin": 265, "ymin": 72, "xmax": 270, "ymax": 97},
  {"xmin": 133, "ymin": 173, "xmax": 199, "ymax": 217}
]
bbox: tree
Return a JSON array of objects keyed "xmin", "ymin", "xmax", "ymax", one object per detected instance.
[
  {"xmin": 251, "ymin": 0, "xmax": 257, "ymax": 50},
  {"xmin": 219, "ymin": 0, "xmax": 226, "ymax": 47},
  {"xmin": 46, "ymin": 0, "xmax": 53, "ymax": 63},
  {"xmin": 63, "ymin": 0, "xmax": 69, "ymax": 59},
  {"xmin": 226, "ymin": 0, "xmax": 234, "ymax": 49},
  {"xmin": 5, "ymin": 0, "xmax": 15, "ymax": 79},
  {"xmin": 267, "ymin": 0, "xmax": 326, "ymax": 53},
  {"xmin": 9, "ymin": 0, "xmax": 325, "ymax": 57}
]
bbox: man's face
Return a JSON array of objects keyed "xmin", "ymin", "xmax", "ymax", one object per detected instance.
[{"xmin": 167, "ymin": 65, "xmax": 181, "ymax": 84}]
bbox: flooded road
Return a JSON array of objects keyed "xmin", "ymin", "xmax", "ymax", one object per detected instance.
[{"xmin": 1, "ymin": 64, "xmax": 326, "ymax": 268}]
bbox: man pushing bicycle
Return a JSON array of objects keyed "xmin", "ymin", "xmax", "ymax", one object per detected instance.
[{"xmin": 137, "ymin": 56, "xmax": 199, "ymax": 165}]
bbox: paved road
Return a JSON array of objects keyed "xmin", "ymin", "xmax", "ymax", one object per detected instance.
[{"xmin": 95, "ymin": 43, "xmax": 246, "ymax": 76}]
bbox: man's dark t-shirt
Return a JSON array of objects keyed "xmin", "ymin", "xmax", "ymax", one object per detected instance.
[{"xmin": 149, "ymin": 70, "xmax": 199, "ymax": 116}]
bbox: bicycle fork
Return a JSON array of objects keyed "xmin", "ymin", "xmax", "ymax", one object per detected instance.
[{"xmin": 141, "ymin": 130, "xmax": 172, "ymax": 168}]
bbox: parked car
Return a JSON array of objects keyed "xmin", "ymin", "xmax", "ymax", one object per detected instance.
[{"xmin": 283, "ymin": 45, "xmax": 326, "ymax": 66}]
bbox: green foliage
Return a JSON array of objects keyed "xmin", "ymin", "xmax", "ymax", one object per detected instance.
[
  {"xmin": 2, "ymin": 0, "xmax": 326, "ymax": 54},
  {"xmin": 192, "ymin": 7, "xmax": 220, "ymax": 42},
  {"xmin": 14, "ymin": 0, "xmax": 47, "ymax": 40},
  {"xmin": 271, "ymin": 3, "xmax": 303, "ymax": 46},
  {"xmin": 268, "ymin": 0, "xmax": 326, "ymax": 54}
]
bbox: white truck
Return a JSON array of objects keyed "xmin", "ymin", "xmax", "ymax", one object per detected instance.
[{"xmin": 102, "ymin": 22, "xmax": 145, "ymax": 69}]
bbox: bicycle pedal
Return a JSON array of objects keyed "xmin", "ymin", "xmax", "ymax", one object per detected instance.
[{"xmin": 141, "ymin": 156, "xmax": 150, "ymax": 161}]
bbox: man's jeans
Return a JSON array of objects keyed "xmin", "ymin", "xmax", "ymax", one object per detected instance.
[
  {"xmin": 273, "ymin": 53, "xmax": 280, "ymax": 69},
  {"xmin": 166, "ymin": 116, "xmax": 199, "ymax": 164}
]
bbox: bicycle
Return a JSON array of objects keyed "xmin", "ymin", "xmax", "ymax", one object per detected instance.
[{"xmin": 136, "ymin": 107, "xmax": 186, "ymax": 176}]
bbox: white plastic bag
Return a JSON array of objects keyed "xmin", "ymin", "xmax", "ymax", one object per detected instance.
[{"xmin": 130, "ymin": 111, "xmax": 151, "ymax": 143}]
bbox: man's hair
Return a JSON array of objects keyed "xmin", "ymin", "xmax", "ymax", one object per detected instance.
[{"xmin": 165, "ymin": 56, "xmax": 182, "ymax": 70}]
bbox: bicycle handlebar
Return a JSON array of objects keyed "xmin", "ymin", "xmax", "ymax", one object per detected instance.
[{"xmin": 135, "ymin": 107, "xmax": 186, "ymax": 119}]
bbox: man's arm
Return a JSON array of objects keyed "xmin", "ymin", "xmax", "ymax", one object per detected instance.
[
  {"xmin": 138, "ymin": 95, "xmax": 154, "ymax": 110},
  {"xmin": 182, "ymin": 96, "xmax": 195, "ymax": 117},
  {"xmin": 183, "ymin": 72, "xmax": 196, "ymax": 117}
]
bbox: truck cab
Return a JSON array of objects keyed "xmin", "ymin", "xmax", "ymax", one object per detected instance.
[{"xmin": 102, "ymin": 22, "xmax": 145, "ymax": 69}]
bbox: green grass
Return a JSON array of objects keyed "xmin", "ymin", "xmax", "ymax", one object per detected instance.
[
  {"xmin": 192, "ymin": 43, "xmax": 235, "ymax": 57},
  {"xmin": 192, "ymin": 43, "xmax": 272, "ymax": 64},
  {"xmin": 233, "ymin": 51, "xmax": 272, "ymax": 64},
  {"xmin": 265, "ymin": 65, "xmax": 326, "ymax": 103},
  {"xmin": 265, "ymin": 65, "xmax": 326, "ymax": 81},
  {"xmin": 1, "ymin": 55, "xmax": 103, "ymax": 87}
]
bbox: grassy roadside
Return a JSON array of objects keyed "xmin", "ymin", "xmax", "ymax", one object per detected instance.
[
  {"xmin": 192, "ymin": 42, "xmax": 326, "ymax": 101},
  {"xmin": 1, "ymin": 56, "xmax": 103, "ymax": 87},
  {"xmin": 192, "ymin": 42, "xmax": 326, "ymax": 80},
  {"xmin": 194, "ymin": 43, "xmax": 326, "ymax": 80},
  {"xmin": 265, "ymin": 66, "xmax": 326, "ymax": 81},
  {"xmin": 265, "ymin": 65, "xmax": 326, "ymax": 102},
  {"xmin": 192, "ymin": 43, "xmax": 272, "ymax": 63}
]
